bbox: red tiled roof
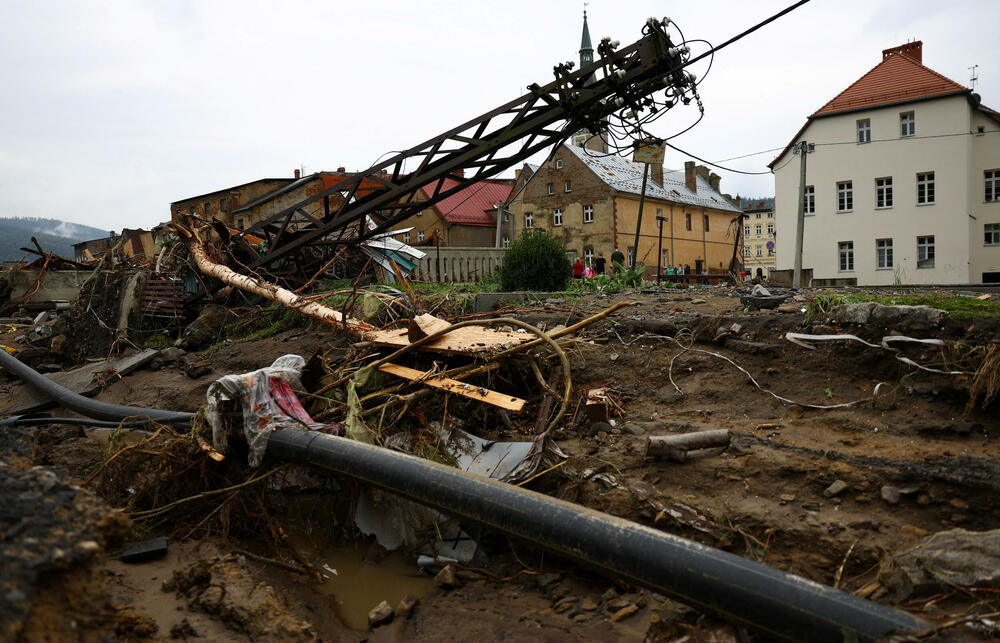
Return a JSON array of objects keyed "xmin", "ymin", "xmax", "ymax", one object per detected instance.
[
  {"xmin": 812, "ymin": 50, "xmax": 966, "ymax": 117},
  {"xmin": 420, "ymin": 179, "xmax": 512, "ymax": 227}
]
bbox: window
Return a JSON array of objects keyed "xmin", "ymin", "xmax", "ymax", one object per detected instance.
[
  {"xmin": 900, "ymin": 111, "xmax": 915, "ymax": 137},
  {"xmin": 685, "ymin": 213, "xmax": 692, "ymax": 230},
  {"xmin": 876, "ymin": 177, "xmax": 893, "ymax": 209},
  {"xmin": 876, "ymin": 238, "xmax": 893, "ymax": 269},
  {"xmin": 584, "ymin": 247, "xmax": 594, "ymax": 265},
  {"xmin": 564, "ymin": 180, "xmax": 572, "ymax": 192},
  {"xmin": 503, "ymin": 236, "xmax": 510, "ymax": 249},
  {"xmin": 583, "ymin": 204, "xmax": 594, "ymax": 223},
  {"xmin": 767, "ymin": 212, "xmax": 773, "ymax": 218},
  {"xmin": 755, "ymin": 245, "xmax": 762, "ymax": 257},
  {"xmin": 837, "ymin": 181, "xmax": 853, "ymax": 212},
  {"xmin": 417, "ymin": 231, "xmax": 425, "ymax": 242},
  {"xmin": 626, "ymin": 246, "xmax": 634, "ymax": 266},
  {"xmin": 744, "ymin": 225, "xmax": 751, "ymax": 236},
  {"xmin": 804, "ymin": 185, "xmax": 815, "ymax": 215},
  {"xmin": 555, "ymin": 159, "xmax": 563, "ymax": 169},
  {"xmin": 986, "ymin": 223, "xmax": 1000, "ymax": 246},
  {"xmin": 547, "ymin": 183, "xmax": 554, "ymax": 195},
  {"xmin": 402, "ymin": 231, "xmax": 411, "ymax": 244},
  {"xmin": 236, "ymin": 218, "xmax": 245, "ymax": 231},
  {"xmin": 703, "ymin": 214, "xmax": 710, "ymax": 232},
  {"xmin": 662, "ymin": 249, "xmax": 669, "ymax": 267},
  {"xmin": 755, "ymin": 225, "xmax": 762, "ymax": 235},
  {"xmin": 977, "ymin": 126, "xmax": 986, "ymax": 136},
  {"xmin": 857, "ymin": 118, "xmax": 871, "ymax": 143},
  {"xmin": 917, "ymin": 235, "xmax": 935, "ymax": 268},
  {"xmin": 838, "ymin": 241, "xmax": 854, "ymax": 271},
  {"xmin": 755, "ymin": 213, "xmax": 762, "ymax": 219},
  {"xmin": 220, "ymin": 198, "xmax": 228, "ymax": 212},
  {"xmin": 767, "ymin": 223, "xmax": 774, "ymax": 235},
  {"xmin": 204, "ymin": 201, "xmax": 211, "ymax": 214},
  {"xmin": 552, "ymin": 208, "xmax": 563, "ymax": 226},
  {"xmin": 743, "ymin": 246, "xmax": 751, "ymax": 257},
  {"xmin": 917, "ymin": 172, "xmax": 935, "ymax": 204},
  {"xmin": 986, "ymin": 170, "xmax": 1000, "ymax": 202},
  {"xmin": 524, "ymin": 212, "xmax": 533, "ymax": 228}
]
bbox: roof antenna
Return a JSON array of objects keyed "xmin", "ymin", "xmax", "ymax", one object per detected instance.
[{"xmin": 969, "ymin": 64, "xmax": 979, "ymax": 91}]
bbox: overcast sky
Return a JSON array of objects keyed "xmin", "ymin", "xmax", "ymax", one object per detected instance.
[{"xmin": 1, "ymin": 0, "xmax": 996, "ymax": 232}]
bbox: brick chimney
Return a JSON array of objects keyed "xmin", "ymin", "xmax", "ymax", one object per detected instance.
[
  {"xmin": 337, "ymin": 166, "xmax": 346, "ymax": 173},
  {"xmin": 695, "ymin": 165, "xmax": 711, "ymax": 182},
  {"xmin": 294, "ymin": 168, "xmax": 301, "ymax": 179},
  {"xmin": 651, "ymin": 163, "xmax": 664, "ymax": 187},
  {"xmin": 709, "ymin": 172, "xmax": 721, "ymax": 193},
  {"xmin": 452, "ymin": 169, "xmax": 465, "ymax": 178},
  {"xmin": 684, "ymin": 161, "xmax": 697, "ymax": 193},
  {"xmin": 882, "ymin": 41, "xmax": 922, "ymax": 64}
]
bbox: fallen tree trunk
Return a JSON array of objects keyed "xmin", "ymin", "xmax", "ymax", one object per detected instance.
[{"xmin": 644, "ymin": 429, "xmax": 730, "ymax": 462}]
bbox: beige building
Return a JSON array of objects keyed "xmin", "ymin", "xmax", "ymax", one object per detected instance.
[
  {"xmin": 508, "ymin": 144, "xmax": 742, "ymax": 274},
  {"xmin": 770, "ymin": 41, "xmax": 1000, "ymax": 285},
  {"xmin": 740, "ymin": 198, "xmax": 775, "ymax": 278}
]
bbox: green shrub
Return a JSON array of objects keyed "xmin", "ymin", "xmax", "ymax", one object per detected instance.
[{"xmin": 500, "ymin": 229, "xmax": 571, "ymax": 291}]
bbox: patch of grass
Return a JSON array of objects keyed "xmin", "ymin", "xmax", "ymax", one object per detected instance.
[
  {"xmin": 143, "ymin": 332, "xmax": 173, "ymax": 348},
  {"xmin": 805, "ymin": 292, "xmax": 1000, "ymax": 322}
]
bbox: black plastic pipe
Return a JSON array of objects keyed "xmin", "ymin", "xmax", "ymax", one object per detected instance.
[
  {"xmin": 268, "ymin": 427, "xmax": 926, "ymax": 642},
  {"xmin": 0, "ymin": 350, "xmax": 194, "ymax": 426}
]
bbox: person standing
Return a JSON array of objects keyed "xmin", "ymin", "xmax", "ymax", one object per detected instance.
[
  {"xmin": 572, "ymin": 257, "xmax": 585, "ymax": 279},
  {"xmin": 610, "ymin": 247, "xmax": 625, "ymax": 275},
  {"xmin": 594, "ymin": 252, "xmax": 607, "ymax": 275}
]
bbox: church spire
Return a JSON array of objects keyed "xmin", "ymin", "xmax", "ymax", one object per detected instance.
[{"xmin": 579, "ymin": 9, "xmax": 594, "ymax": 68}]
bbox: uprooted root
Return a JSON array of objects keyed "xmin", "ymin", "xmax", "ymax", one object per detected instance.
[{"xmin": 966, "ymin": 344, "xmax": 1000, "ymax": 412}]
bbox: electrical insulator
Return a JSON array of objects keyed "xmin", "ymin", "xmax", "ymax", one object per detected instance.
[{"xmin": 662, "ymin": 17, "xmax": 671, "ymax": 26}]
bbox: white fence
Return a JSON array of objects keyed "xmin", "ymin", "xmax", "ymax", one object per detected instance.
[{"xmin": 413, "ymin": 247, "xmax": 506, "ymax": 283}]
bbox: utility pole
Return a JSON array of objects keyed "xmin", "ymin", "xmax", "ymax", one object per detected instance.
[
  {"xmin": 792, "ymin": 140, "xmax": 808, "ymax": 289},
  {"xmin": 631, "ymin": 139, "xmax": 664, "ymax": 270}
]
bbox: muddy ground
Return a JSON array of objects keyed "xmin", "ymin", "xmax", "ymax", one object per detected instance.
[{"xmin": 2, "ymin": 287, "xmax": 999, "ymax": 641}]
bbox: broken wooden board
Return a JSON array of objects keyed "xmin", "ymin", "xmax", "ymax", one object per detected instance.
[
  {"xmin": 368, "ymin": 326, "xmax": 533, "ymax": 356},
  {"xmin": 0, "ymin": 348, "xmax": 160, "ymax": 416},
  {"xmin": 377, "ymin": 363, "xmax": 526, "ymax": 412},
  {"xmin": 407, "ymin": 313, "xmax": 452, "ymax": 342}
]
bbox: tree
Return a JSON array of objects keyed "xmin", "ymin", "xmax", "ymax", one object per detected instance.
[{"xmin": 500, "ymin": 229, "xmax": 570, "ymax": 291}]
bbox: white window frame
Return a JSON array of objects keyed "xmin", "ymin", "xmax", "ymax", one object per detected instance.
[
  {"xmin": 402, "ymin": 231, "xmax": 411, "ymax": 244},
  {"xmin": 744, "ymin": 225, "xmax": 751, "ymax": 236},
  {"xmin": 524, "ymin": 212, "xmax": 533, "ymax": 228},
  {"xmin": 547, "ymin": 183, "xmax": 554, "ymax": 195},
  {"xmin": 857, "ymin": 118, "xmax": 871, "ymax": 143},
  {"xmin": 555, "ymin": 159, "xmax": 563, "ymax": 169},
  {"xmin": 564, "ymin": 180, "xmax": 572, "ymax": 192},
  {"xmin": 767, "ymin": 223, "xmax": 774, "ymax": 235},
  {"xmin": 755, "ymin": 245, "xmax": 762, "ymax": 257},
  {"xmin": 837, "ymin": 181, "xmax": 853, "ymax": 212},
  {"xmin": 584, "ymin": 247, "xmax": 594, "ymax": 265},
  {"xmin": 986, "ymin": 223, "xmax": 1000, "ymax": 246},
  {"xmin": 502, "ymin": 236, "xmax": 510, "ymax": 249},
  {"xmin": 743, "ymin": 246, "xmax": 751, "ymax": 257},
  {"xmin": 917, "ymin": 172, "xmax": 935, "ymax": 205},
  {"xmin": 876, "ymin": 238, "xmax": 893, "ymax": 269},
  {"xmin": 626, "ymin": 246, "xmax": 634, "ymax": 266},
  {"xmin": 986, "ymin": 169, "xmax": 1000, "ymax": 202},
  {"xmin": 755, "ymin": 224, "xmax": 762, "ymax": 235},
  {"xmin": 876, "ymin": 177, "xmax": 893, "ymax": 209},
  {"xmin": 917, "ymin": 235, "xmax": 935, "ymax": 269},
  {"xmin": 552, "ymin": 208, "xmax": 563, "ymax": 226},
  {"xmin": 804, "ymin": 185, "xmax": 815, "ymax": 215},
  {"xmin": 838, "ymin": 241, "xmax": 854, "ymax": 272},
  {"xmin": 900, "ymin": 111, "xmax": 915, "ymax": 137},
  {"xmin": 417, "ymin": 231, "xmax": 425, "ymax": 242},
  {"xmin": 583, "ymin": 204, "xmax": 594, "ymax": 223}
]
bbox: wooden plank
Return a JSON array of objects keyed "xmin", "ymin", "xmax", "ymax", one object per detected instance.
[
  {"xmin": 377, "ymin": 363, "xmax": 526, "ymax": 412},
  {"xmin": 407, "ymin": 313, "xmax": 452, "ymax": 342},
  {"xmin": 368, "ymin": 325, "xmax": 533, "ymax": 356}
]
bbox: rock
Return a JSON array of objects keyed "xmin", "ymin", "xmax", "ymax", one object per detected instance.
[
  {"xmin": 622, "ymin": 423, "xmax": 645, "ymax": 436},
  {"xmin": 368, "ymin": 600, "xmax": 394, "ymax": 628},
  {"xmin": 150, "ymin": 346, "xmax": 185, "ymax": 369},
  {"xmin": 184, "ymin": 358, "xmax": 213, "ymax": 379},
  {"xmin": 776, "ymin": 304, "xmax": 800, "ymax": 313},
  {"xmin": 589, "ymin": 421, "xmax": 612, "ymax": 436},
  {"xmin": 729, "ymin": 322, "xmax": 742, "ymax": 334},
  {"xmin": 180, "ymin": 304, "xmax": 228, "ymax": 350},
  {"xmin": 434, "ymin": 564, "xmax": 461, "ymax": 589},
  {"xmin": 535, "ymin": 572, "xmax": 561, "ymax": 588},
  {"xmin": 600, "ymin": 588, "xmax": 618, "ymax": 602},
  {"xmin": 828, "ymin": 302, "xmax": 945, "ymax": 329},
  {"xmin": 802, "ymin": 501, "xmax": 821, "ymax": 512},
  {"xmin": 779, "ymin": 494, "xmax": 796, "ymax": 503},
  {"xmin": 824, "ymin": 480, "xmax": 848, "ymax": 497},
  {"xmin": 739, "ymin": 294, "xmax": 788, "ymax": 310},
  {"xmin": 897, "ymin": 528, "xmax": 1000, "ymax": 590},
  {"xmin": 690, "ymin": 298, "xmax": 707, "ymax": 304},
  {"xmin": 581, "ymin": 597, "xmax": 598, "ymax": 611},
  {"xmin": 900, "ymin": 525, "xmax": 929, "ymax": 537},
  {"xmin": 607, "ymin": 597, "xmax": 632, "ymax": 611},
  {"xmin": 951, "ymin": 498, "xmax": 970, "ymax": 510},
  {"xmin": 49, "ymin": 333, "xmax": 67, "ymax": 355},
  {"xmin": 751, "ymin": 284, "xmax": 771, "ymax": 296},
  {"xmin": 396, "ymin": 594, "xmax": 419, "ymax": 619},
  {"xmin": 881, "ymin": 486, "xmax": 901, "ymax": 505},
  {"xmin": 610, "ymin": 604, "xmax": 639, "ymax": 622}
]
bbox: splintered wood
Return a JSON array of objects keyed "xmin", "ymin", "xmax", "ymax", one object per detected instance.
[
  {"xmin": 368, "ymin": 324, "xmax": 533, "ymax": 355},
  {"xmin": 377, "ymin": 363, "xmax": 526, "ymax": 412}
]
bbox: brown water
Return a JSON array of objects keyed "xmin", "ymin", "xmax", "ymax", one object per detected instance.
[{"xmin": 300, "ymin": 542, "xmax": 437, "ymax": 630}]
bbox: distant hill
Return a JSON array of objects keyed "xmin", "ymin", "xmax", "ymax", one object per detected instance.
[{"xmin": 0, "ymin": 217, "xmax": 109, "ymax": 262}]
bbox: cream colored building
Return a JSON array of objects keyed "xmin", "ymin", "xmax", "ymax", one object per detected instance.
[
  {"xmin": 740, "ymin": 198, "xmax": 775, "ymax": 278},
  {"xmin": 771, "ymin": 41, "xmax": 1000, "ymax": 285}
]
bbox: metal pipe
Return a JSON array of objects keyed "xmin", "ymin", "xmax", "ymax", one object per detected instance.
[
  {"xmin": 266, "ymin": 427, "xmax": 925, "ymax": 642},
  {"xmin": 0, "ymin": 350, "xmax": 194, "ymax": 426}
]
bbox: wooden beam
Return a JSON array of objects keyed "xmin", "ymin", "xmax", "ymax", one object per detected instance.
[{"xmin": 377, "ymin": 363, "xmax": 526, "ymax": 412}]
